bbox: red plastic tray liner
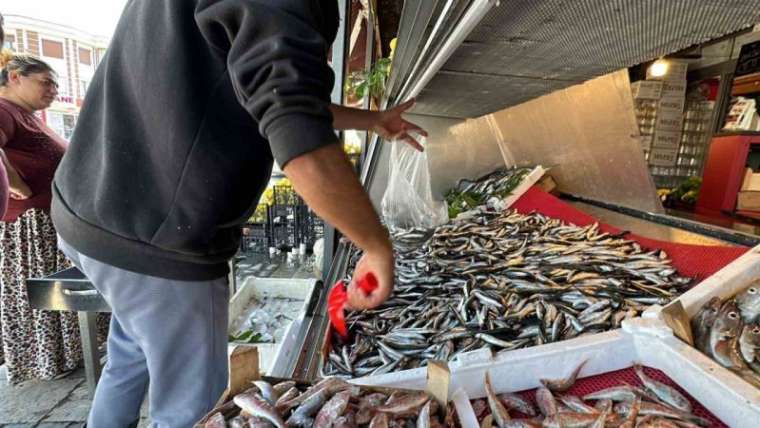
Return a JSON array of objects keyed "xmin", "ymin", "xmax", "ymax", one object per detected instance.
[{"xmin": 511, "ymin": 187, "xmax": 749, "ymax": 282}]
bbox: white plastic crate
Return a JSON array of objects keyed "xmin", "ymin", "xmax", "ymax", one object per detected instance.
[
  {"xmin": 644, "ymin": 244, "xmax": 760, "ymax": 320},
  {"xmin": 445, "ymin": 318, "xmax": 759, "ymax": 428},
  {"xmin": 228, "ymin": 277, "xmax": 316, "ymax": 374}
]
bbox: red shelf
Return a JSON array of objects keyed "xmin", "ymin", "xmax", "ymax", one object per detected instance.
[{"xmin": 696, "ymin": 134, "xmax": 760, "ymax": 215}]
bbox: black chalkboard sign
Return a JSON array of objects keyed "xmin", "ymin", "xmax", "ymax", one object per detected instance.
[{"xmin": 736, "ymin": 40, "xmax": 760, "ymax": 77}]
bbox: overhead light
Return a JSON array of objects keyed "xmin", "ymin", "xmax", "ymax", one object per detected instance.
[{"xmin": 649, "ymin": 59, "xmax": 669, "ymax": 78}]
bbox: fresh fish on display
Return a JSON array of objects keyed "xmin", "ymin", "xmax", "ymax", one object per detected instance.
[
  {"xmin": 205, "ymin": 379, "xmax": 449, "ymax": 427},
  {"xmin": 692, "ymin": 279, "xmax": 760, "ymax": 388},
  {"xmin": 472, "ymin": 364, "xmax": 712, "ymax": 427},
  {"xmin": 327, "ymin": 203, "xmax": 691, "ymax": 377},
  {"xmin": 445, "ymin": 167, "xmax": 532, "ymax": 219}
]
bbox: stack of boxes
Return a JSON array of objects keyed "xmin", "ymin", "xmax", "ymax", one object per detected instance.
[
  {"xmin": 632, "ymin": 60, "xmax": 693, "ymax": 189},
  {"xmin": 631, "ymin": 80, "xmax": 663, "ymax": 156},
  {"xmin": 648, "ymin": 60, "xmax": 688, "ymax": 168}
]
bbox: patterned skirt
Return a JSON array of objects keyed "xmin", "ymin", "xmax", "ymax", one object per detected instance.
[{"xmin": 0, "ymin": 208, "xmax": 107, "ymax": 384}]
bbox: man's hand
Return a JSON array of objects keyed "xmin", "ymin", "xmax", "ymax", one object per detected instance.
[
  {"xmin": 371, "ymin": 99, "xmax": 427, "ymax": 152},
  {"xmin": 9, "ymin": 180, "xmax": 32, "ymax": 200},
  {"xmin": 329, "ymin": 101, "xmax": 428, "ymax": 151},
  {"xmin": 347, "ymin": 242, "xmax": 394, "ymax": 310}
]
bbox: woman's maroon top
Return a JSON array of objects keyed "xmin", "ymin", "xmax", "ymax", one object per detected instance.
[{"xmin": 0, "ymin": 98, "xmax": 67, "ymax": 222}]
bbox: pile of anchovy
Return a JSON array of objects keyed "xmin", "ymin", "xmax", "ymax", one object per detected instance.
[
  {"xmin": 325, "ymin": 208, "xmax": 692, "ymax": 378},
  {"xmin": 200, "ymin": 377, "xmax": 454, "ymax": 428},
  {"xmin": 472, "ymin": 361, "xmax": 710, "ymax": 427},
  {"xmin": 692, "ymin": 280, "xmax": 760, "ymax": 388}
]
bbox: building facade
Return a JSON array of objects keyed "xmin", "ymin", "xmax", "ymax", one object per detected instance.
[{"xmin": 2, "ymin": 15, "xmax": 109, "ymax": 140}]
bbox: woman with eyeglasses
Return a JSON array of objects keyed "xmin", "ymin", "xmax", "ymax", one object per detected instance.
[{"xmin": 0, "ymin": 50, "xmax": 83, "ymax": 384}]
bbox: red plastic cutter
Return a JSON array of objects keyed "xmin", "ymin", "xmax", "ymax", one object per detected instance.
[{"xmin": 327, "ymin": 273, "xmax": 378, "ymax": 338}]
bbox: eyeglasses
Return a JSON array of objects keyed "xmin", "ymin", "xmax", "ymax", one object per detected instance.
[{"xmin": 25, "ymin": 76, "xmax": 59, "ymax": 90}]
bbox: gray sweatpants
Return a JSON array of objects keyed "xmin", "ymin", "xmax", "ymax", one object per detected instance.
[{"xmin": 58, "ymin": 237, "xmax": 229, "ymax": 428}]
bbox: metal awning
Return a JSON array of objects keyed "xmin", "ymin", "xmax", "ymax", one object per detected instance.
[{"xmin": 388, "ymin": 0, "xmax": 760, "ymax": 118}]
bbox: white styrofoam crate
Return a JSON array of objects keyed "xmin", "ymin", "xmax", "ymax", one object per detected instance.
[
  {"xmin": 228, "ymin": 277, "xmax": 316, "ymax": 374},
  {"xmin": 639, "ymin": 244, "xmax": 760, "ymax": 406},
  {"xmin": 446, "ymin": 318, "xmax": 759, "ymax": 428},
  {"xmin": 344, "ymin": 248, "xmax": 759, "ymax": 406},
  {"xmin": 645, "ymin": 244, "xmax": 760, "ymax": 320}
]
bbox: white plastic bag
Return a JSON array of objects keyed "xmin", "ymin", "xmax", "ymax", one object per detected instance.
[{"xmin": 381, "ymin": 138, "xmax": 448, "ymax": 230}]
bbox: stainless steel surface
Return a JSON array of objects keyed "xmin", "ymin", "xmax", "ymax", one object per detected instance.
[
  {"xmin": 409, "ymin": 0, "xmax": 760, "ymax": 118},
  {"xmin": 291, "ymin": 246, "xmax": 351, "ymax": 380},
  {"xmin": 402, "ymin": 0, "xmax": 497, "ymax": 101},
  {"xmin": 384, "ymin": 0, "xmax": 442, "ymax": 101},
  {"xmin": 566, "ymin": 201, "xmax": 735, "ymax": 246},
  {"xmin": 267, "ymin": 280, "xmax": 325, "ymax": 379},
  {"xmin": 27, "ymin": 267, "xmax": 110, "ymax": 313},
  {"xmin": 26, "ymin": 266, "xmax": 109, "ymax": 399},
  {"xmin": 488, "ymin": 70, "xmax": 663, "ymax": 213},
  {"xmin": 563, "ymin": 193, "xmax": 760, "ymax": 247},
  {"xmin": 79, "ymin": 311, "xmax": 101, "ymax": 399},
  {"xmin": 393, "ymin": 71, "xmax": 664, "ymax": 213}
]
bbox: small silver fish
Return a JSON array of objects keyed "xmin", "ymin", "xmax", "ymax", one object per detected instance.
[
  {"xmin": 228, "ymin": 416, "xmax": 247, "ymax": 428},
  {"xmin": 253, "ymin": 380, "xmax": 278, "ymax": 406},
  {"xmin": 740, "ymin": 323, "xmax": 760, "ymax": 370},
  {"xmin": 582, "ymin": 386, "xmax": 637, "ymax": 402},
  {"xmin": 737, "ymin": 283, "xmax": 760, "ymax": 323},
  {"xmin": 369, "ymin": 412, "xmax": 389, "ymax": 428},
  {"xmin": 485, "ymin": 372, "xmax": 511, "ymax": 427},
  {"xmin": 233, "ymin": 392, "xmax": 286, "ymax": 428},
  {"xmin": 540, "ymin": 360, "xmax": 586, "ymax": 392},
  {"xmin": 288, "ymin": 389, "xmax": 329, "ymax": 423},
  {"xmin": 691, "ymin": 297, "xmax": 722, "ymax": 355},
  {"xmin": 273, "ymin": 380, "xmax": 297, "ymax": 396},
  {"xmin": 614, "ymin": 401, "xmax": 708, "ymax": 426},
  {"xmin": 498, "ymin": 392, "xmax": 536, "ymax": 416},
  {"xmin": 634, "ymin": 364, "xmax": 691, "ymax": 413},
  {"xmin": 557, "ymin": 395, "xmax": 598, "ymax": 414},
  {"xmin": 203, "ymin": 412, "xmax": 226, "ymax": 428},
  {"xmin": 541, "ymin": 412, "xmax": 601, "ymax": 428},
  {"xmin": 618, "ymin": 396, "xmax": 640, "ymax": 428},
  {"xmin": 375, "ymin": 392, "xmax": 430, "ymax": 417},
  {"xmin": 535, "ymin": 387, "xmax": 558, "ymax": 417},
  {"xmin": 314, "ymin": 391, "xmax": 350, "ymax": 428},
  {"xmin": 417, "ymin": 400, "xmax": 431, "ymax": 428},
  {"xmin": 709, "ymin": 301, "xmax": 743, "ymax": 368}
]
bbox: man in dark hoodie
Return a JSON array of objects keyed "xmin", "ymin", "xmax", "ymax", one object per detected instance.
[{"xmin": 52, "ymin": 1, "xmax": 424, "ymax": 426}]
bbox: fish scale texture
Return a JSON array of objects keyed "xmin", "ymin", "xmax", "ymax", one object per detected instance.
[
  {"xmin": 511, "ymin": 187, "xmax": 748, "ymax": 282},
  {"xmin": 508, "ymin": 366, "xmax": 726, "ymax": 426}
]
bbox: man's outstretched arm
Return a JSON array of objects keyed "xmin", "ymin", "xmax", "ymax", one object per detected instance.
[{"xmin": 283, "ymin": 143, "xmax": 393, "ymax": 309}]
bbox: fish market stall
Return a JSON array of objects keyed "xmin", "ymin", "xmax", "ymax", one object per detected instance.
[
  {"xmin": 314, "ymin": 182, "xmax": 749, "ymax": 385},
  {"xmin": 243, "ymin": 1, "xmax": 760, "ymax": 427}
]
